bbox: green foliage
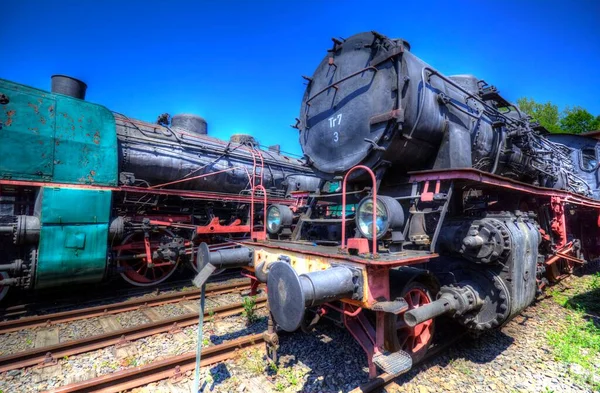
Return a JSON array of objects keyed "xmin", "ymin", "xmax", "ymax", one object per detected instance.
[
  {"xmin": 202, "ymin": 337, "xmax": 210, "ymax": 347},
  {"xmin": 275, "ymin": 381, "xmax": 286, "ymax": 391},
  {"xmin": 560, "ymin": 107, "xmax": 600, "ymax": 135},
  {"xmin": 278, "ymin": 367, "xmax": 300, "ymax": 386},
  {"xmin": 517, "ymin": 97, "xmax": 562, "ymax": 133},
  {"xmin": 240, "ymin": 348, "xmax": 265, "ymax": 375},
  {"xmin": 590, "ymin": 272, "xmax": 600, "ymax": 291},
  {"xmin": 242, "ymin": 296, "xmax": 258, "ymax": 324},
  {"xmin": 516, "ymin": 98, "xmax": 600, "ymax": 134}
]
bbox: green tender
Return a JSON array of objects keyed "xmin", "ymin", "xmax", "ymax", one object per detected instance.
[
  {"xmin": 36, "ymin": 187, "xmax": 112, "ymax": 288},
  {"xmin": 0, "ymin": 78, "xmax": 118, "ymax": 186}
]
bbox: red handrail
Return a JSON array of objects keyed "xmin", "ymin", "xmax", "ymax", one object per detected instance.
[
  {"xmin": 250, "ymin": 184, "xmax": 268, "ymax": 240},
  {"xmin": 341, "ymin": 165, "xmax": 377, "ymax": 257}
]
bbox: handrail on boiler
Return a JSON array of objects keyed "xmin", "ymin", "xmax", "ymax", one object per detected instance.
[{"xmin": 341, "ymin": 165, "xmax": 377, "ymax": 257}]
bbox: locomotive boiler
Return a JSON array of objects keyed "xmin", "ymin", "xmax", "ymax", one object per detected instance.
[
  {"xmin": 0, "ymin": 75, "xmax": 319, "ymax": 298},
  {"xmin": 196, "ymin": 31, "xmax": 600, "ymax": 378}
]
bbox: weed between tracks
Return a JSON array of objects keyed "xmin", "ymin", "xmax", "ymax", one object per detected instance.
[
  {"xmin": 546, "ymin": 273, "xmax": 600, "ymax": 390},
  {"xmin": 242, "ymin": 296, "xmax": 258, "ymax": 325}
]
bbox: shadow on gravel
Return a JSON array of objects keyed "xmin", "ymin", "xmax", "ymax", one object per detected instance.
[
  {"xmin": 272, "ymin": 317, "xmax": 514, "ymax": 392},
  {"xmin": 199, "ymin": 363, "xmax": 232, "ymax": 391},
  {"xmin": 274, "ymin": 319, "xmax": 371, "ymax": 392},
  {"xmin": 392, "ymin": 320, "xmax": 514, "ymax": 387},
  {"xmin": 568, "ymin": 288, "xmax": 600, "ymax": 326}
]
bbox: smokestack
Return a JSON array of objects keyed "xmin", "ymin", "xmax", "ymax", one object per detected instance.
[{"xmin": 51, "ymin": 75, "xmax": 87, "ymax": 100}]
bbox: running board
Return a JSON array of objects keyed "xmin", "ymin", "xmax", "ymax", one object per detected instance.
[{"xmin": 372, "ymin": 350, "xmax": 413, "ymax": 375}]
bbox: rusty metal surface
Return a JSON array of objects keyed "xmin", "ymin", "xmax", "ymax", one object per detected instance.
[
  {"xmin": 0, "ymin": 78, "xmax": 118, "ymax": 186},
  {"xmin": 46, "ymin": 333, "xmax": 265, "ymax": 393},
  {"xmin": 0, "ymin": 280, "xmax": 252, "ymax": 334},
  {"xmin": 408, "ymin": 168, "xmax": 600, "ymax": 208},
  {"xmin": 0, "ymin": 298, "xmax": 266, "ymax": 372},
  {"xmin": 244, "ymin": 240, "xmax": 436, "ymax": 267}
]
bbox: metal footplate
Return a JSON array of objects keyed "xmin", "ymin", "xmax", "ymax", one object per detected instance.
[
  {"xmin": 371, "ymin": 299, "xmax": 409, "ymax": 314},
  {"xmin": 372, "ymin": 350, "xmax": 413, "ymax": 375}
]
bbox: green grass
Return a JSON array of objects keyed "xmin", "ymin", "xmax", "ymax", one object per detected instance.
[{"xmin": 546, "ymin": 274, "xmax": 600, "ymax": 390}]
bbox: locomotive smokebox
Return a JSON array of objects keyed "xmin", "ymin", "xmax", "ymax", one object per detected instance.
[
  {"xmin": 51, "ymin": 75, "xmax": 87, "ymax": 100},
  {"xmin": 267, "ymin": 262, "xmax": 361, "ymax": 332}
]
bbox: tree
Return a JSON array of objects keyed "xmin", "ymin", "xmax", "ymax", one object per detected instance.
[
  {"xmin": 515, "ymin": 98, "xmax": 600, "ymax": 134},
  {"xmin": 516, "ymin": 97, "xmax": 562, "ymax": 133},
  {"xmin": 560, "ymin": 107, "xmax": 600, "ymax": 135}
]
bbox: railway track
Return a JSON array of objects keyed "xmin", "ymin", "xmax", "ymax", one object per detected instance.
[
  {"xmin": 46, "ymin": 333, "xmax": 265, "ymax": 393},
  {"xmin": 0, "ymin": 297, "xmax": 267, "ymax": 372},
  {"xmin": 0, "ymin": 269, "xmax": 245, "ymax": 319},
  {"xmin": 0, "ymin": 279, "xmax": 253, "ymax": 334}
]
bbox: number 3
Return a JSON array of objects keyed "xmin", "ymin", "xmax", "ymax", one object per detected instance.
[{"xmin": 333, "ymin": 131, "xmax": 339, "ymax": 143}]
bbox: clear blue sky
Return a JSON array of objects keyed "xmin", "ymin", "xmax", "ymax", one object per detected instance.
[{"xmin": 3, "ymin": 0, "xmax": 599, "ymax": 156}]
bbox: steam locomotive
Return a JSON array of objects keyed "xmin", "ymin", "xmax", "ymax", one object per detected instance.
[
  {"xmin": 195, "ymin": 32, "xmax": 600, "ymax": 378},
  {"xmin": 0, "ymin": 75, "xmax": 319, "ymax": 300}
]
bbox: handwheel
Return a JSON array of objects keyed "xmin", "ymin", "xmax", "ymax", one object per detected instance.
[
  {"xmin": 384, "ymin": 281, "xmax": 435, "ymax": 363},
  {"xmin": 116, "ymin": 229, "xmax": 179, "ymax": 286}
]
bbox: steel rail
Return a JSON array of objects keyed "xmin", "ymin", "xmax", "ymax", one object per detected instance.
[
  {"xmin": 46, "ymin": 332, "xmax": 265, "ymax": 393},
  {"xmin": 0, "ymin": 280, "xmax": 253, "ymax": 334},
  {"xmin": 0, "ymin": 298, "xmax": 267, "ymax": 372}
]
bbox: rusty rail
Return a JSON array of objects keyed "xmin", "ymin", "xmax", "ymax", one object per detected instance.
[
  {"xmin": 0, "ymin": 280, "xmax": 252, "ymax": 334},
  {"xmin": 45, "ymin": 333, "xmax": 265, "ymax": 393},
  {"xmin": 0, "ymin": 298, "xmax": 266, "ymax": 372}
]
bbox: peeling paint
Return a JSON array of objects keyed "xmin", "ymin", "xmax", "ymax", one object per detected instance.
[
  {"xmin": 93, "ymin": 131, "xmax": 100, "ymax": 145},
  {"xmin": 28, "ymin": 102, "xmax": 39, "ymax": 114},
  {"xmin": 5, "ymin": 110, "xmax": 15, "ymax": 126}
]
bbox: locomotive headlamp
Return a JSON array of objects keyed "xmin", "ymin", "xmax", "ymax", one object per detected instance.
[
  {"xmin": 355, "ymin": 196, "xmax": 404, "ymax": 239},
  {"xmin": 266, "ymin": 204, "xmax": 293, "ymax": 235}
]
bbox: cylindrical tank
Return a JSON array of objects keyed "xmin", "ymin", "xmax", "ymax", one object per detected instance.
[
  {"xmin": 115, "ymin": 115, "xmax": 319, "ymax": 194},
  {"xmin": 51, "ymin": 75, "xmax": 87, "ymax": 100},
  {"xmin": 171, "ymin": 114, "xmax": 208, "ymax": 135}
]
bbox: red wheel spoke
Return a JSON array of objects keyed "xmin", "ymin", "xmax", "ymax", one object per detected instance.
[{"xmin": 398, "ymin": 287, "xmax": 434, "ymax": 354}]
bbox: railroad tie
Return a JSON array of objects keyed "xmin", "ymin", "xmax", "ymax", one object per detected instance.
[
  {"xmin": 142, "ymin": 308, "xmax": 163, "ymax": 322},
  {"xmin": 180, "ymin": 301, "xmax": 200, "ymax": 314},
  {"xmin": 99, "ymin": 315, "xmax": 122, "ymax": 333},
  {"xmin": 34, "ymin": 327, "xmax": 59, "ymax": 348}
]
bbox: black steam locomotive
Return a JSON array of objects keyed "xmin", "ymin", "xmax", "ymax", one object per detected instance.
[
  {"xmin": 196, "ymin": 31, "xmax": 600, "ymax": 378},
  {"xmin": 0, "ymin": 75, "xmax": 319, "ymax": 299}
]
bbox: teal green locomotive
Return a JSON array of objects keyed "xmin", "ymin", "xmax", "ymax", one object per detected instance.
[{"xmin": 0, "ymin": 76, "xmax": 317, "ymax": 300}]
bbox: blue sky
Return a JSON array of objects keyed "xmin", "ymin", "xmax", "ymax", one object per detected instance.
[{"xmin": 3, "ymin": 0, "xmax": 599, "ymax": 156}]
